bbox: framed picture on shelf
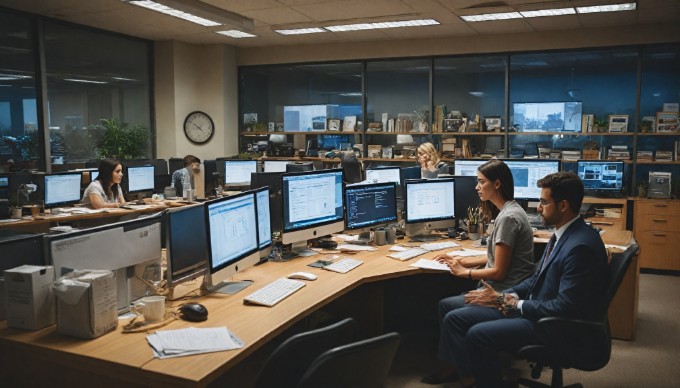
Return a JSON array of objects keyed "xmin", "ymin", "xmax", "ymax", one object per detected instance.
[
  {"xmin": 381, "ymin": 146, "xmax": 393, "ymax": 159},
  {"xmin": 657, "ymin": 112, "xmax": 679, "ymax": 132},
  {"xmin": 608, "ymin": 114, "xmax": 629, "ymax": 132},
  {"xmin": 443, "ymin": 118, "xmax": 463, "ymax": 132},
  {"xmin": 328, "ymin": 119, "xmax": 341, "ymax": 131},
  {"xmin": 484, "ymin": 116, "xmax": 502, "ymax": 132},
  {"xmin": 343, "ymin": 116, "xmax": 357, "ymax": 132}
]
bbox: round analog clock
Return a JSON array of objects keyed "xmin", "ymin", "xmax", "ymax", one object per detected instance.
[{"xmin": 183, "ymin": 111, "xmax": 215, "ymax": 144}]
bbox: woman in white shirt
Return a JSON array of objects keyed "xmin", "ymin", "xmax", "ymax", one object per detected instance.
[{"xmin": 81, "ymin": 158, "xmax": 125, "ymax": 208}]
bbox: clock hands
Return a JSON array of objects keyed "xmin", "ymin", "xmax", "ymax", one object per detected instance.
[{"xmin": 192, "ymin": 122, "xmax": 204, "ymax": 132}]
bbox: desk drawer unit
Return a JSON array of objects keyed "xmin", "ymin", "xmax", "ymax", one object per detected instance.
[{"xmin": 634, "ymin": 200, "xmax": 680, "ymax": 270}]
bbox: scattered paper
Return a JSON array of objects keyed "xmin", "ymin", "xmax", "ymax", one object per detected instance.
[
  {"xmin": 446, "ymin": 248, "xmax": 486, "ymax": 257},
  {"xmin": 335, "ymin": 234, "xmax": 359, "ymax": 241},
  {"xmin": 410, "ymin": 259, "xmax": 450, "ymax": 271},
  {"xmin": 147, "ymin": 326, "xmax": 244, "ymax": 359}
]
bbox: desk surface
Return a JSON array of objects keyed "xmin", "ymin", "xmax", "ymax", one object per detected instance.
[{"xmin": 0, "ymin": 228, "xmax": 632, "ymax": 387}]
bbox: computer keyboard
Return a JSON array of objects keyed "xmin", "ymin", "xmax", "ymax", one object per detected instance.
[
  {"xmin": 420, "ymin": 241, "xmax": 460, "ymax": 251},
  {"xmin": 388, "ymin": 247, "xmax": 430, "ymax": 261},
  {"xmin": 243, "ymin": 278, "xmax": 305, "ymax": 307},
  {"xmin": 323, "ymin": 258, "xmax": 363, "ymax": 274}
]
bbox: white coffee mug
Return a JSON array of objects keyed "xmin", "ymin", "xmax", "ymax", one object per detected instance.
[{"xmin": 133, "ymin": 295, "xmax": 166, "ymax": 322}]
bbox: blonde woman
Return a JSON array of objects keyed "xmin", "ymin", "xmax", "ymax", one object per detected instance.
[{"xmin": 418, "ymin": 142, "xmax": 448, "ymax": 178}]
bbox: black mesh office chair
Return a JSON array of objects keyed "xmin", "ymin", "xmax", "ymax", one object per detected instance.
[
  {"xmin": 296, "ymin": 332, "xmax": 401, "ymax": 388},
  {"xmin": 254, "ymin": 318, "xmax": 356, "ymax": 388},
  {"xmin": 517, "ymin": 244, "xmax": 639, "ymax": 388}
]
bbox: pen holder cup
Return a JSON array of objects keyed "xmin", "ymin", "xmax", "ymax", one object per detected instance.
[{"xmin": 374, "ymin": 228, "xmax": 387, "ymax": 246}]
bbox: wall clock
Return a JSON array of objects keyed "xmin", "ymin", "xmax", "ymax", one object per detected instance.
[{"xmin": 183, "ymin": 111, "xmax": 215, "ymax": 144}]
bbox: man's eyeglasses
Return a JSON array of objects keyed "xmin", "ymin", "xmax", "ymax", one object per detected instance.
[{"xmin": 538, "ymin": 199, "xmax": 553, "ymax": 207}]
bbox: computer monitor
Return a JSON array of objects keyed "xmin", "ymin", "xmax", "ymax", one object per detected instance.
[
  {"xmin": 451, "ymin": 175, "xmax": 479, "ymax": 228},
  {"xmin": 89, "ymin": 170, "xmax": 99, "ymax": 182},
  {"xmin": 205, "ymin": 192, "xmax": 260, "ymax": 292},
  {"xmin": 43, "ymin": 172, "xmax": 82, "ymax": 208},
  {"xmin": 223, "ymin": 160, "xmax": 258, "ymax": 187},
  {"xmin": 577, "ymin": 160, "xmax": 625, "ymax": 197},
  {"xmin": 0, "ymin": 174, "xmax": 9, "ymax": 200},
  {"xmin": 250, "ymin": 171, "xmax": 284, "ymax": 234},
  {"xmin": 365, "ymin": 166, "xmax": 401, "ymax": 186},
  {"xmin": 164, "ymin": 204, "xmax": 209, "ymax": 300},
  {"xmin": 254, "ymin": 187, "xmax": 273, "ymax": 258},
  {"xmin": 344, "ymin": 182, "xmax": 398, "ymax": 230},
  {"xmin": 46, "ymin": 213, "xmax": 163, "ymax": 312},
  {"xmin": 454, "ymin": 159, "xmax": 488, "ymax": 176},
  {"xmin": 126, "ymin": 165, "xmax": 155, "ymax": 193},
  {"xmin": 404, "ymin": 178, "xmax": 455, "ymax": 236},
  {"xmin": 503, "ymin": 159, "xmax": 561, "ymax": 200},
  {"xmin": 263, "ymin": 160, "xmax": 291, "ymax": 173},
  {"xmin": 281, "ymin": 169, "xmax": 345, "ymax": 254},
  {"xmin": 0, "ymin": 231, "xmax": 45, "ymax": 276},
  {"xmin": 512, "ymin": 101, "xmax": 583, "ymax": 132}
]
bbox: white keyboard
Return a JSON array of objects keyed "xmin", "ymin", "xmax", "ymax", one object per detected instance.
[
  {"xmin": 243, "ymin": 278, "xmax": 305, "ymax": 307},
  {"xmin": 323, "ymin": 258, "xmax": 364, "ymax": 274},
  {"xmin": 388, "ymin": 248, "xmax": 430, "ymax": 261},
  {"xmin": 420, "ymin": 241, "xmax": 460, "ymax": 251}
]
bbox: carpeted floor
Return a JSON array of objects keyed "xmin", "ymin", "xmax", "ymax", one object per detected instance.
[{"xmin": 386, "ymin": 273, "xmax": 680, "ymax": 387}]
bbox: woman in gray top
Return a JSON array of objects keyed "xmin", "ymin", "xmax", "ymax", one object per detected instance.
[{"xmin": 81, "ymin": 158, "xmax": 125, "ymax": 209}]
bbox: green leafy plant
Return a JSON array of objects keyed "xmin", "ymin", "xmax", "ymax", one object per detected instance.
[{"xmin": 95, "ymin": 118, "xmax": 149, "ymax": 160}]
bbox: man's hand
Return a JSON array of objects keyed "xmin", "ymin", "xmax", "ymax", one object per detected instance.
[{"xmin": 464, "ymin": 280, "xmax": 499, "ymax": 307}]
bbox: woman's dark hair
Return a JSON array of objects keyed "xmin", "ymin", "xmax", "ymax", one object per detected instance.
[
  {"xmin": 537, "ymin": 171, "xmax": 584, "ymax": 213},
  {"xmin": 96, "ymin": 158, "xmax": 122, "ymax": 198},
  {"xmin": 477, "ymin": 159, "xmax": 514, "ymax": 222},
  {"xmin": 183, "ymin": 155, "xmax": 201, "ymax": 167}
]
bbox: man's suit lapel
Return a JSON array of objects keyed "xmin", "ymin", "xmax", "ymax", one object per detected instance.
[{"xmin": 536, "ymin": 221, "xmax": 580, "ymax": 278}]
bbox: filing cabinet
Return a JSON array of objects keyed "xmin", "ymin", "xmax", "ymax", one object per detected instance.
[{"xmin": 634, "ymin": 199, "xmax": 680, "ymax": 270}]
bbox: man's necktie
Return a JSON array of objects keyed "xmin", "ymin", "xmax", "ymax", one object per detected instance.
[{"xmin": 540, "ymin": 234, "xmax": 557, "ymax": 272}]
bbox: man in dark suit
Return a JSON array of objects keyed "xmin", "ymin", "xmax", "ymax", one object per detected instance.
[{"xmin": 436, "ymin": 171, "xmax": 608, "ymax": 387}]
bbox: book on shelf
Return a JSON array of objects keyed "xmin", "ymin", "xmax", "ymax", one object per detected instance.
[
  {"xmin": 655, "ymin": 151, "xmax": 673, "ymax": 161},
  {"xmin": 676, "ymin": 140, "xmax": 680, "ymax": 161},
  {"xmin": 561, "ymin": 150, "xmax": 581, "ymax": 161},
  {"xmin": 581, "ymin": 114, "xmax": 594, "ymax": 133},
  {"xmin": 637, "ymin": 151, "xmax": 653, "ymax": 161}
]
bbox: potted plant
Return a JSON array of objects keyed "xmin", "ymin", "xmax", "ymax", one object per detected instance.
[
  {"xmin": 95, "ymin": 118, "xmax": 149, "ymax": 160},
  {"xmin": 594, "ymin": 117, "xmax": 609, "ymax": 133}
]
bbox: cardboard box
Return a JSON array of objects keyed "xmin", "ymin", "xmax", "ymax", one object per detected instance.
[
  {"xmin": 54, "ymin": 270, "xmax": 117, "ymax": 339},
  {"xmin": 4, "ymin": 265, "xmax": 56, "ymax": 330}
]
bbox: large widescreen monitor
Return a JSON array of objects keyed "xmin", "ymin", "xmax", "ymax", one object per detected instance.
[
  {"xmin": 281, "ymin": 169, "xmax": 344, "ymax": 253},
  {"xmin": 577, "ymin": 160, "xmax": 624, "ymax": 196},
  {"xmin": 512, "ymin": 101, "xmax": 583, "ymax": 132},
  {"xmin": 43, "ymin": 172, "xmax": 82, "ymax": 208},
  {"xmin": 126, "ymin": 165, "xmax": 155, "ymax": 193},
  {"xmin": 452, "ymin": 175, "xmax": 479, "ymax": 225},
  {"xmin": 205, "ymin": 192, "xmax": 260, "ymax": 291},
  {"xmin": 454, "ymin": 159, "xmax": 487, "ymax": 176},
  {"xmin": 164, "ymin": 204, "xmax": 208, "ymax": 299},
  {"xmin": 223, "ymin": 160, "xmax": 258, "ymax": 186},
  {"xmin": 365, "ymin": 166, "xmax": 401, "ymax": 186},
  {"xmin": 404, "ymin": 178, "xmax": 455, "ymax": 224},
  {"xmin": 345, "ymin": 182, "xmax": 398, "ymax": 230},
  {"xmin": 254, "ymin": 187, "xmax": 273, "ymax": 258},
  {"xmin": 503, "ymin": 159, "xmax": 561, "ymax": 200}
]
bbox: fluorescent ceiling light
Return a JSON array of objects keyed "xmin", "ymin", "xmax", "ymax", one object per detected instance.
[
  {"xmin": 0, "ymin": 74, "xmax": 32, "ymax": 81},
  {"xmin": 469, "ymin": 91, "xmax": 485, "ymax": 97},
  {"xmin": 461, "ymin": 12, "xmax": 522, "ymax": 22},
  {"xmin": 576, "ymin": 3, "xmax": 636, "ymax": 14},
  {"xmin": 325, "ymin": 19, "xmax": 439, "ymax": 32},
  {"xmin": 112, "ymin": 76, "xmax": 137, "ymax": 81},
  {"xmin": 521, "ymin": 8, "xmax": 576, "ymax": 18},
  {"xmin": 275, "ymin": 27, "xmax": 326, "ymax": 35},
  {"xmin": 64, "ymin": 79, "xmax": 108, "ymax": 84},
  {"xmin": 123, "ymin": 0, "xmax": 254, "ymax": 29},
  {"xmin": 216, "ymin": 30, "xmax": 257, "ymax": 38}
]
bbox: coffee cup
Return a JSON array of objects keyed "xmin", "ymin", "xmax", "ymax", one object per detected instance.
[
  {"xmin": 133, "ymin": 295, "xmax": 166, "ymax": 322},
  {"xmin": 386, "ymin": 226, "xmax": 397, "ymax": 244},
  {"xmin": 374, "ymin": 228, "xmax": 387, "ymax": 246}
]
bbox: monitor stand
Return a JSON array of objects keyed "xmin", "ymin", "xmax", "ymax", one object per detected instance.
[
  {"xmin": 206, "ymin": 279, "xmax": 253, "ymax": 295},
  {"xmin": 290, "ymin": 240, "xmax": 317, "ymax": 257}
]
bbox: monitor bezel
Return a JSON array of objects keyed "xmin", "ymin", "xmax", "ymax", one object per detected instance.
[
  {"xmin": 365, "ymin": 166, "xmax": 402, "ymax": 186},
  {"xmin": 164, "ymin": 204, "xmax": 209, "ymax": 288},
  {"xmin": 403, "ymin": 178, "xmax": 456, "ymax": 224},
  {"xmin": 577, "ymin": 160, "xmax": 625, "ymax": 193},
  {"xmin": 253, "ymin": 186, "xmax": 273, "ymax": 252},
  {"xmin": 126, "ymin": 165, "xmax": 155, "ymax": 193},
  {"xmin": 43, "ymin": 172, "xmax": 83, "ymax": 208},
  {"xmin": 344, "ymin": 181, "xmax": 398, "ymax": 230},
  {"xmin": 502, "ymin": 158, "xmax": 562, "ymax": 201},
  {"xmin": 453, "ymin": 159, "xmax": 488, "ymax": 176},
  {"xmin": 223, "ymin": 159, "xmax": 258, "ymax": 186}
]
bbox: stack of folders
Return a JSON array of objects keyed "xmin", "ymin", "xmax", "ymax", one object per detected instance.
[{"xmin": 147, "ymin": 326, "xmax": 243, "ymax": 359}]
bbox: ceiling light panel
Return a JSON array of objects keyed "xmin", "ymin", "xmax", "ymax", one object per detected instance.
[
  {"xmin": 274, "ymin": 27, "xmax": 326, "ymax": 35},
  {"xmin": 326, "ymin": 19, "xmax": 439, "ymax": 32},
  {"xmin": 576, "ymin": 3, "xmax": 637, "ymax": 14},
  {"xmin": 216, "ymin": 30, "xmax": 257, "ymax": 38},
  {"xmin": 64, "ymin": 79, "xmax": 108, "ymax": 84},
  {"xmin": 520, "ymin": 8, "xmax": 576, "ymax": 18},
  {"xmin": 126, "ymin": 0, "xmax": 222, "ymax": 26},
  {"xmin": 461, "ymin": 12, "xmax": 523, "ymax": 22}
]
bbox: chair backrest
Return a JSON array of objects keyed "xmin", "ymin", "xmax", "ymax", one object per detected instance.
[
  {"xmin": 254, "ymin": 318, "xmax": 356, "ymax": 388},
  {"xmin": 602, "ymin": 244, "xmax": 639, "ymax": 319},
  {"xmin": 296, "ymin": 332, "xmax": 401, "ymax": 388}
]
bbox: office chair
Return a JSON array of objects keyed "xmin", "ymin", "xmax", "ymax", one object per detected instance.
[
  {"xmin": 516, "ymin": 244, "xmax": 639, "ymax": 388},
  {"xmin": 296, "ymin": 332, "xmax": 401, "ymax": 388},
  {"xmin": 254, "ymin": 317, "xmax": 356, "ymax": 388}
]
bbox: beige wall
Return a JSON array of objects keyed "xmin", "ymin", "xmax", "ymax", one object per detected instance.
[
  {"xmin": 154, "ymin": 41, "xmax": 238, "ymax": 161},
  {"xmin": 237, "ymin": 23, "xmax": 680, "ymax": 65}
]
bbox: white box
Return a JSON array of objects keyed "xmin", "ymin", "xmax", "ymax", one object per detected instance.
[
  {"xmin": 54, "ymin": 270, "xmax": 118, "ymax": 339},
  {"xmin": 4, "ymin": 265, "xmax": 55, "ymax": 330}
]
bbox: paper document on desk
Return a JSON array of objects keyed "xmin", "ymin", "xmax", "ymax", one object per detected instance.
[
  {"xmin": 147, "ymin": 326, "xmax": 244, "ymax": 359},
  {"xmin": 410, "ymin": 259, "xmax": 450, "ymax": 271},
  {"xmin": 446, "ymin": 248, "xmax": 486, "ymax": 257},
  {"xmin": 336, "ymin": 243, "xmax": 378, "ymax": 252}
]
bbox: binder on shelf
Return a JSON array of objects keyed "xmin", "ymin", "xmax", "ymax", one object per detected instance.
[{"xmin": 582, "ymin": 114, "xmax": 594, "ymax": 133}]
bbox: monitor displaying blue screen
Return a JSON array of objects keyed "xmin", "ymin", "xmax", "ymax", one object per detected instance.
[
  {"xmin": 345, "ymin": 182, "xmax": 398, "ymax": 230},
  {"xmin": 44, "ymin": 173, "xmax": 82, "ymax": 208},
  {"xmin": 512, "ymin": 101, "xmax": 582, "ymax": 132},
  {"xmin": 577, "ymin": 160, "xmax": 624, "ymax": 192},
  {"xmin": 503, "ymin": 159, "xmax": 561, "ymax": 200},
  {"xmin": 127, "ymin": 165, "xmax": 155, "ymax": 192}
]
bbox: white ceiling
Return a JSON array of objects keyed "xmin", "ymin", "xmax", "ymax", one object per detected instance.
[{"xmin": 2, "ymin": 0, "xmax": 679, "ymax": 49}]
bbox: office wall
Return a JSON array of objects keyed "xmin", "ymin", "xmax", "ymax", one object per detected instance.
[
  {"xmin": 236, "ymin": 23, "xmax": 680, "ymax": 66},
  {"xmin": 155, "ymin": 41, "xmax": 238, "ymax": 161}
]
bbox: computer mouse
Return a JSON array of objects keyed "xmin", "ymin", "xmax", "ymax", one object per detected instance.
[
  {"xmin": 287, "ymin": 272, "xmax": 317, "ymax": 281},
  {"xmin": 178, "ymin": 303, "xmax": 208, "ymax": 322}
]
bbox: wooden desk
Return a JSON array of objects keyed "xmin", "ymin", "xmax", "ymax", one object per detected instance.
[{"xmin": 0, "ymin": 231, "xmax": 638, "ymax": 386}]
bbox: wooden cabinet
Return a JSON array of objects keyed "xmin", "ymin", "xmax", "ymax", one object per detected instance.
[{"xmin": 634, "ymin": 199, "xmax": 680, "ymax": 270}]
